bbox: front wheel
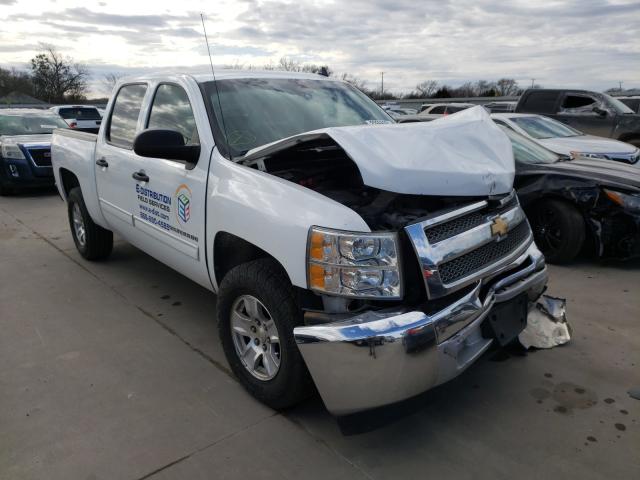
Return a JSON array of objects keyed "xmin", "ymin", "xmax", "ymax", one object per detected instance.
[
  {"xmin": 67, "ymin": 187, "xmax": 113, "ymax": 260},
  {"xmin": 217, "ymin": 259, "xmax": 313, "ymax": 410},
  {"xmin": 530, "ymin": 199, "xmax": 585, "ymax": 264}
]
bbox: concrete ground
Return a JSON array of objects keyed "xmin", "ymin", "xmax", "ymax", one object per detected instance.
[{"xmin": 1, "ymin": 190, "xmax": 638, "ymax": 480}]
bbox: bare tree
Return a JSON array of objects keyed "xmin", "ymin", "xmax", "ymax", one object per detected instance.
[
  {"xmin": 455, "ymin": 82, "xmax": 476, "ymax": 97},
  {"xmin": 496, "ymin": 78, "xmax": 520, "ymax": 96},
  {"xmin": 30, "ymin": 45, "xmax": 88, "ymax": 102},
  {"xmin": 0, "ymin": 67, "xmax": 34, "ymax": 97},
  {"xmin": 414, "ymin": 80, "xmax": 438, "ymax": 98}
]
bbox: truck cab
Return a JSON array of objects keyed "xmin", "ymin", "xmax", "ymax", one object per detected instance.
[
  {"xmin": 52, "ymin": 72, "xmax": 548, "ymax": 415},
  {"xmin": 515, "ymin": 88, "xmax": 640, "ymax": 147}
]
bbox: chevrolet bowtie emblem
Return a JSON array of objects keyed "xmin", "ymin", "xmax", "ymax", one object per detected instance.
[{"xmin": 491, "ymin": 216, "xmax": 509, "ymax": 237}]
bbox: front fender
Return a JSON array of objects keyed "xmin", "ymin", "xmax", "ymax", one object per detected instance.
[{"xmin": 206, "ymin": 156, "xmax": 370, "ymax": 291}]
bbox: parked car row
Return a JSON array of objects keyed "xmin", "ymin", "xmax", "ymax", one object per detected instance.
[{"xmin": 4, "ymin": 70, "xmax": 638, "ymax": 417}]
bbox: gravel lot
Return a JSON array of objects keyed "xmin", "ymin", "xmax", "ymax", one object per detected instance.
[{"xmin": 1, "ymin": 191, "xmax": 639, "ymax": 480}]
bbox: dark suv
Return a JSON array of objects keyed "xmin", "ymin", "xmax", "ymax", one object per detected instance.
[{"xmin": 515, "ymin": 89, "xmax": 640, "ymax": 148}]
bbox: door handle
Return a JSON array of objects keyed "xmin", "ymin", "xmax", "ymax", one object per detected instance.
[
  {"xmin": 132, "ymin": 171, "xmax": 150, "ymax": 182},
  {"xmin": 96, "ymin": 158, "xmax": 109, "ymax": 168}
]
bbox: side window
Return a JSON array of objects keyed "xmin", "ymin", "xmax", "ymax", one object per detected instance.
[
  {"xmin": 430, "ymin": 106, "xmax": 445, "ymax": 114},
  {"xmin": 147, "ymin": 84, "xmax": 199, "ymax": 145},
  {"xmin": 520, "ymin": 92, "xmax": 558, "ymax": 114},
  {"xmin": 108, "ymin": 84, "xmax": 147, "ymax": 148},
  {"xmin": 560, "ymin": 94, "xmax": 601, "ymax": 115}
]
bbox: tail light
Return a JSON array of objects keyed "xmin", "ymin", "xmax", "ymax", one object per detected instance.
[{"xmin": 69, "ymin": 121, "xmax": 77, "ymax": 128}]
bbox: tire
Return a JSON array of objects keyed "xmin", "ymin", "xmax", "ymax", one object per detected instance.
[
  {"xmin": 67, "ymin": 187, "xmax": 113, "ymax": 260},
  {"xmin": 217, "ymin": 258, "xmax": 313, "ymax": 410},
  {"xmin": 530, "ymin": 199, "xmax": 585, "ymax": 264}
]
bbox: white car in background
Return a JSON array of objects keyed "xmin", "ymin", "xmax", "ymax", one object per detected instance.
[
  {"xmin": 418, "ymin": 102, "xmax": 475, "ymax": 118},
  {"xmin": 50, "ymin": 105, "xmax": 103, "ymax": 133},
  {"xmin": 491, "ymin": 113, "xmax": 640, "ymax": 166}
]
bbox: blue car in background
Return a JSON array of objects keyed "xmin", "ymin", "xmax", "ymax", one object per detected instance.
[{"xmin": 0, "ymin": 109, "xmax": 69, "ymax": 194}]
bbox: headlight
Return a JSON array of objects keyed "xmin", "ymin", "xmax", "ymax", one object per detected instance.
[
  {"xmin": 307, "ymin": 227, "xmax": 401, "ymax": 298},
  {"xmin": 1, "ymin": 144, "xmax": 25, "ymax": 160},
  {"xmin": 604, "ymin": 189, "xmax": 640, "ymax": 212}
]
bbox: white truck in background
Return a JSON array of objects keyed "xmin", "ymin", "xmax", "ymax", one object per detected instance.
[
  {"xmin": 51, "ymin": 71, "xmax": 547, "ymax": 415},
  {"xmin": 50, "ymin": 105, "xmax": 103, "ymax": 133}
]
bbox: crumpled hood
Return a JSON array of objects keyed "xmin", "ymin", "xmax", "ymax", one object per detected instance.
[
  {"xmin": 242, "ymin": 106, "xmax": 515, "ymax": 196},
  {"xmin": 539, "ymin": 135, "xmax": 637, "ymax": 155},
  {"xmin": 0, "ymin": 134, "xmax": 52, "ymax": 146}
]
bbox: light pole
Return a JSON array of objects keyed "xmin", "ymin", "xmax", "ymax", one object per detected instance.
[
  {"xmin": 381, "ymin": 72, "xmax": 384, "ymax": 98},
  {"xmin": 530, "ymin": 78, "xmax": 535, "ymax": 89}
]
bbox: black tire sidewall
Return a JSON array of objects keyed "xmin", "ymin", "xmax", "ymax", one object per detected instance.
[
  {"xmin": 217, "ymin": 259, "xmax": 311, "ymax": 409},
  {"xmin": 67, "ymin": 188, "xmax": 90, "ymax": 257},
  {"xmin": 532, "ymin": 199, "xmax": 585, "ymax": 263}
]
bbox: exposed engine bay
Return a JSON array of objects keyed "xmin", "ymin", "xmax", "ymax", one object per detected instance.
[{"xmin": 244, "ymin": 137, "xmax": 487, "ymax": 230}]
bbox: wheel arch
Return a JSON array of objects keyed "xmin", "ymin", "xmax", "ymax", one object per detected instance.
[
  {"xmin": 213, "ymin": 231, "xmax": 292, "ymax": 290},
  {"xmin": 58, "ymin": 167, "xmax": 81, "ymax": 200}
]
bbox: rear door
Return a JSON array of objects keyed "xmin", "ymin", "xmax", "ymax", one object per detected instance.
[
  {"xmin": 129, "ymin": 82, "xmax": 211, "ymax": 288},
  {"xmin": 95, "ymin": 83, "xmax": 148, "ymax": 238},
  {"xmin": 556, "ymin": 92, "xmax": 613, "ymax": 137}
]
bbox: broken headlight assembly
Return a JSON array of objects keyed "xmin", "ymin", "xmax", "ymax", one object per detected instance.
[
  {"xmin": 604, "ymin": 189, "xmax": 640, "ymax": 213},
  {"xmin": 307, "ymin": 227, "xmax": 402, "ymax": 299}
]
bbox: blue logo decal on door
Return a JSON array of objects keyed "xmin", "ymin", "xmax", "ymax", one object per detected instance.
[{"xmin": 175, "ymin": 184, "xmax": 192, "ymax": 225}]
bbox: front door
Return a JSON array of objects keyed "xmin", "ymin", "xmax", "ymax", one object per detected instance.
[
  {"xmin": 129, "ymin": 82, "xmax": 211, "ymax": 288},
  {"xmin": 554, "ymin": 92, "xmax": 613, "ymax": 137},
  {"xmin": 95, "ymin": 83, "xmax": 148, "ymax": 238}
]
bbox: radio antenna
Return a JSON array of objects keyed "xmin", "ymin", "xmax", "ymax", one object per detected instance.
[{"xmin": 200, "ymin": 13, "xmax": 231, "ymax": 159}]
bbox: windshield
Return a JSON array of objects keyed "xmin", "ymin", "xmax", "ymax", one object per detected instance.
[
  {"xmin": 58, "ymin": 107, "xmax": 102, "ymax": 120},
  {"xmin": 0, "ymin": 114, "xmax": 68, "ymax": 135},
  {"xmin": 602, "ymin": 93, "xmax": 635, "ymax": 114},
  {"xmin": 511, "ymin": 115, "xmax": 583, "ymax": 139},
  {"xmin": 202, "ymin": 78, "xmax": 393, "ymax": 157},
  {"xmin": 499, "ymin": 126, "xmax": 559, "ymax": 164}
]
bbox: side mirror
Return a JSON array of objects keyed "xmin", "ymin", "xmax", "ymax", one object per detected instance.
[
  {"xmin": 133, "ymin": 129, "xmax": 200, "ymax": 164},
  {"xmin": 592, "ymin": 106, "xmax": 608, "ymax": 117}
]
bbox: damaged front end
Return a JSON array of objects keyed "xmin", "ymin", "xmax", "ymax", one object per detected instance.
[{"xmin": 238, "ymin": 111, "xmax": 548, "ymax": 415}]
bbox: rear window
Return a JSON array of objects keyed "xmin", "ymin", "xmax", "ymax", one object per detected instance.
[
  {"xmin": 58, "ymin": 107, "xmax": 102, "ymax": 120},
  {"xmin": 108, "ymin": 84, "xmax": 148, "ymax": 148},
  {"xmin": 428, "ymin": 106, "xmax": 445, "ymax": 114},
  {"xmin": 519, "ymin": 91, "xmax": 559, "ymax": 114}
]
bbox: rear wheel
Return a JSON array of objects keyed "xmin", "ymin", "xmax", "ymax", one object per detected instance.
[
  {"xmin": 67, "ymin": 187, "xmax": 113, "ymax": 260},
  {"xmin": 217, "ymin": 258, "xmax": 312, "ymax": 410},
  {"xmin": 531, "ymin": 199, "xmax": 585, "ymax": 264}
]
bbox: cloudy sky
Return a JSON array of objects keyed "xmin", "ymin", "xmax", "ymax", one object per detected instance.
[{"xmin": 1, "ymin": 0, "xmax": 639, "ymax": 97}]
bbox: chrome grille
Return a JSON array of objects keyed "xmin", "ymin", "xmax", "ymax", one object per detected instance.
[
  {"xmin": 438, "ymin": 221, "xmax": 530, "ymax": 284},
  {"xmin": 404, "ymin": 191, "xmax": 533, "ymax": 299},
  {"xmin": 425, "ymin": 196, "xmax": 518, "ymax": 244}
]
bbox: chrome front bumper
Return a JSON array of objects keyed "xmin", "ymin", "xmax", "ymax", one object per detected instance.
[{"xmin": 294, "ymin": 242, "xmax": 547, "ymax": 415}]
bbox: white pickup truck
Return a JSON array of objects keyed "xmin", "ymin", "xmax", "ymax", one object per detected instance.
[{"xmin": 51, "ymin": 71, "xmax": 548, "ymax": 415}]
